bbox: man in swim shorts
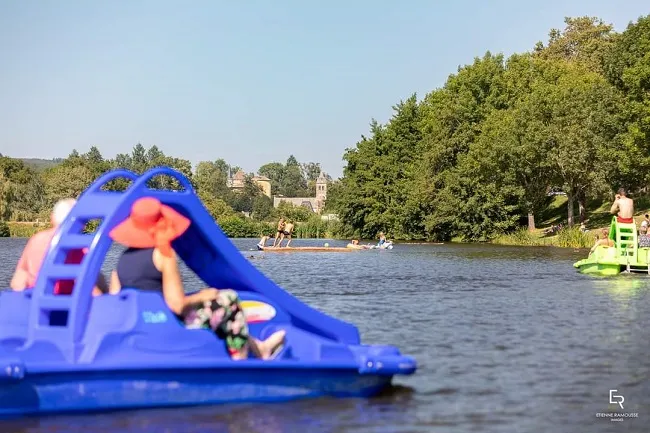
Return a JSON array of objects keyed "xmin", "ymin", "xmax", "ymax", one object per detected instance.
[
  {"xmin": 281, "ymin": 221, "xmax": 294, "ymax": 247},
  {"xmin": 272, "ymin": 218, "xmax": 285, "ymax": 247},
  {"xmin": 608, "ymin": 188, "xmax": 634, "ymax": 243}
]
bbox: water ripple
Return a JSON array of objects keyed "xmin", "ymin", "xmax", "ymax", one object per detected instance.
[{"xmin": 1, "ymin": 238, "xmax": 649, "ymax": 432}]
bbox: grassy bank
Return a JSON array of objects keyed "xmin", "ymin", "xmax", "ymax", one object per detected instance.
[
  {"xmin": 492, "ymin": 227, "xmax": 596, "ymax": 248},
  {"xmin": 491, "ymin": 193, "xmax": 650, "ymax": 249},
  {"xmin": 1, "ymin": 221, "xmax": 50, "ymax": 238}
]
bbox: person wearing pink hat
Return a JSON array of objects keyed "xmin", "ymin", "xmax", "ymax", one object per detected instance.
[{"xmin": 108, "ymin": 196, "xmax": 285, "ymax": 360}]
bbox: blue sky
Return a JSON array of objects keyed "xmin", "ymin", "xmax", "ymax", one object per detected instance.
[{"xmin": 0, "ymin": 1, "xmax": 648, "ymax": 178}]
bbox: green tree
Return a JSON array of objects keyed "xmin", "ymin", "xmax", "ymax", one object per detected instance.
[
  {"xmin": 603, "ymin": 15, "xmax": 650, "ymax": 188},
  {"xmin": 41, "ymin": 158, "xmax": 96, "ymax": 209},
  {"xmin": 279, "ymin": 155, "xmax": 308, "ymax": 197},
  {"xmin": 535, "ymin": 60, "xmax": 621, "ymax": 225},
  {"xmin": 130, "ymin": 143, "xmax": 148, "ymax": 174},
  {"xmin": 252, "ymin": 195, "xmax": 274, "ymax": 220},
  {"xmin": 534, "ymin": 16, "xmax": 615, "ymax": 74},
  {"xmin": 415, "ymin": 53, "xmax": 507, "ymax": 239},
  {"xmin": 0, "ymin": 157, "xmax": 46, "ymax": 220},
  {"xmin": 258, "ymin": 162, "xmax": 284, "ymax": 196},
  {"xmin": 274, "ymin": 201, "xmax": 313, "ymax": 222},
  {"xmin": 0, "ymin": 220, "xmax": 9, "ymax": 237},
  {"xmin": 323, "ymin": 180, "xmax": 342, "ymax": 213},
  {"xmin": 194, "ymin": 161, "xmax": 231, "ymax": 200},
  {"xmin": 197, "ymin": 189, "xmax": 235, "ymax": 220}
]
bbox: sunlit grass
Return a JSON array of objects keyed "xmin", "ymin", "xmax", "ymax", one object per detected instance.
[{"xmin": 492, "ymin": 227, "xmax": 595, "ymax": 248}]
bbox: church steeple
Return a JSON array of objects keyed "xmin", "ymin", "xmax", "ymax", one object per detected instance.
[{"xmin": 315, "ymin": 172, "xmax": 328, "ymax": 212}]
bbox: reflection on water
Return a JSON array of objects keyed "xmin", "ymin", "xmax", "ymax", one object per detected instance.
[
  {"xmin": 591, "ymin": 275, "xmax": 647, "ymax": 298},
  {"xmin": 1, "ymin": 238, "xmax": 649, "ymax": 433}
]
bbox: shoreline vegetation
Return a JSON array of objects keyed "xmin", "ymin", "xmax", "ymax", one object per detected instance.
[
  {"xmin": 2, "ymin": 16, "xmax": 650, "ymax": 251},
  {"xmin": 2, "ymin": 192, "xmax": 648, "ymax": 250},
  {"xmin": 0, "ymin": 218, "xmax": 341, "ymax": 240},
  {"xmin": 0, "ymin": 216, "xmax": 638, "ymax": 251}
]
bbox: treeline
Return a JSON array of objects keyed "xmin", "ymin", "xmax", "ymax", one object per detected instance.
[
  {"xmin": 0, "ymin": 145, "xmax": 340, "ymax": 238},
  {"xmin": 335, "ymin": 16, "xmax": 650, "ymax": 242}
]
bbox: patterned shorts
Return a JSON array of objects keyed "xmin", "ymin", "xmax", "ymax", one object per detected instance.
[
  {"xmin": 184, "ymin": 289, "xmax": 250, "ymax": 358},
  {"xmin": 639, "ymin": 235, "xmax": 650, "ymax": 248}
]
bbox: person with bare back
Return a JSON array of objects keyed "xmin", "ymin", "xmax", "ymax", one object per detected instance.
[
  {"xmin": 281, "ymin": 221, "xmax": 294, "ymax": 247},
  {"xmin": 272, "ymin": 218, "xmax": 285, "ymax": 248},
  {"xmin": 608, "ymin": 187, "xmax": 634, "ymax": 244}
]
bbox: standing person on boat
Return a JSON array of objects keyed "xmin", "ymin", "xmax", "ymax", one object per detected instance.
[
  {"xmin": 610, "ymin": 188, "xmax": 635, "ymax": 222},
  {"xmin": 281, "ymin": 220, "xmax": 294, "ymax": 247},
  {"xmin": 271, "ymin": 218, "xmax": 286, "ymax": 247},
  {"xmin": 10, "ymin": 198, "xmax": 108, "ymax": 296},
  {"xmin": 377, "ymin": 232, "xmax": 386, "ymax": 247},
  {"xmin": 108, "ymin": 197, "xmax": 285, "ymax": 360},
  {"xmin": 608, "ymin": 188, "xmax": 635, "ymax": 243}
]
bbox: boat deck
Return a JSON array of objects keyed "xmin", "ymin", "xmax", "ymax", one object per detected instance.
[{"xmin": 574, "ymin": 218, "xmax": 650, "ymax": 276}]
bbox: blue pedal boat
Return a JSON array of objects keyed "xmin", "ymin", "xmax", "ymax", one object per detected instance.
[{"xmin": 0, "ymin": 167, "xmax": 417, "ymax": 417}]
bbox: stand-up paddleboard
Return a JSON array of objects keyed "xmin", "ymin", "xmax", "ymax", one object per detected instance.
[{"xmin": 257, "ymin": 245, "xmax": 354, "ymax": 252}]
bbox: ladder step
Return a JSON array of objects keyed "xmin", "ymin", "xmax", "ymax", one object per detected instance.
[
  {"xmin": 56, "ymin": 234, "xmax": 94, "ymax": 250},
  {"xmin": 47, "ymin": 265, "xmax": 82, "ymax": 280},
  {"xmin": 36, "ymin": 296, "xmax": 73, "ymax": 310},
  {"xmin": 30, "ymin": 327, "xmax": 70, "ymax": 337}
]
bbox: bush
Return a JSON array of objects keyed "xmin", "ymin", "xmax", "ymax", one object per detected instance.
[
  {"xmin": 0, "ymin": 221, "xmax": 9, "ymax": 237},
  {"xmin": 293, "ymin": 215, "xmax": 328, "ymax": 238},
  {"xmin": 555, "ymin": 227, "xmax": 596, "ymax": 248},
  {"xmin": 492, "ymin": 226, "xmax": 596, "ymax": 248},
  {"xmin": 273, "ymin": 201, "xmax": 313, "ymax": 222},
  {"xmin": 217, "ymin": 216, "xmax": 273, "ymax": 238},
  {"xmin": 7, "ymin": 222, "xmax": 46, "ymax": 238},
  {"xmin": 492, "ymin": 228, "xmax": 548, "ymax": 246}
]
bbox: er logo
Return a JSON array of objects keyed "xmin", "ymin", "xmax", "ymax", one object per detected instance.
[{"xmin": 609, "ymin": 389, "xmax": 624, "ymax": 410}]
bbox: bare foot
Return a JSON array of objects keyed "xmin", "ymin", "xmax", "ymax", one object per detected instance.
[{"xmin": 259, "ymin": 330, "xmax": 286, "ymax": 359}]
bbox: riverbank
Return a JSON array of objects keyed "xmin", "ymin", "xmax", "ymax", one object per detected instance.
[
  {"xmin": 491, "ymin": 227, "xmax": 595, "ymax": 248},
  {"xmin": 0, "ymin": 221, "xmax": 49, "ymax": 238},
  {"xmin": 491, "ymin": 194, "xmax": 650, "ymax": 249},
  {"xmin": 4, "ymin": 193, "xmax": 648, "ymax": 249}
]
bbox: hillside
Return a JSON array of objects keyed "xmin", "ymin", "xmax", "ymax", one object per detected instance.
[{"xmin": 20, "ymin": 158, "xmax": 63, "ymax": 171}]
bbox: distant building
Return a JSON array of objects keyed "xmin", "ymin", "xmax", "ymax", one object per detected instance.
[
  {"xmin": 227, "ymin": 169, "xmax": 329, "ymax": 213},
  {"xmin": 227, "ymin": 170, "xmax": 272, "ymax": 198},
  {"xmin": 252, "ymin": 175, "xmax": 272, "ymax": 198},
  {"xmin": 273, "ymin": 171, "xmax": 328, "ymax": 214}
]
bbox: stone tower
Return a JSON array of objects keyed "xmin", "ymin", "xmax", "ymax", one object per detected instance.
[{"xmin": 316, "ymin": 171, "xmax": 328, "ymax": 213}]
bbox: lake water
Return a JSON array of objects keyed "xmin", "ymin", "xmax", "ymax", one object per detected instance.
[{"xmin": 0, "ymin": 237, "xmax": 649, "ymax": 433}]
